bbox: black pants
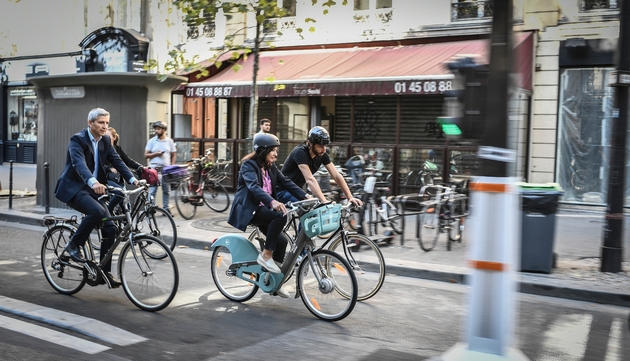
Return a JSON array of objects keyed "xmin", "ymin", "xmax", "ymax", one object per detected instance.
[
  {"xmin": 67, "ymin": 188, "xmax": 116, "ymax": 273},
  {"xmin": 250, "ymin": 206, "xmax": 288, "ymax": 263}
]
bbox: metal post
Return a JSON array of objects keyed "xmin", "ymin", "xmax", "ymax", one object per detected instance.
[
  {"xmin": 601, "ymin": 0, "xmax": 630, "ymax": 273},
  {"xmin": 8, "ymin": 160, "xmax": 13, "ymax": 209},
  {"xmin": 44, "ymin": 162, "xmax": 50, "ymax": 214}
]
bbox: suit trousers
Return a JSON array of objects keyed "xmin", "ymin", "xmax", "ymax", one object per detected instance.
[{"xmin": 67, "ymin": 188, "xmax": 116, "ymax": 273}]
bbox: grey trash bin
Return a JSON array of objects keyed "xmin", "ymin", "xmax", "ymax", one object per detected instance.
[{"xmin": 518, "ymin": 183, "xmax": 563, "ymax": 274}]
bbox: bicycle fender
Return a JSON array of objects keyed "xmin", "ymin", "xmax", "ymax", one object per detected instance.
[{"xmin": 211, "ymin": 234, "xmax": 259, "ymax": 263}]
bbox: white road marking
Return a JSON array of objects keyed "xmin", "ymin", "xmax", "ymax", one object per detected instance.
[
  {"xmin": 0, "ymin": 295, "xmax": 147, "ymax": 346},
  {"xmin": 604, "ymin": 318, "xmax": 623, "ymax": 361},
  {"xmin": 0, "ymin": 314, "xmax": 110, "ymax": 354},
  {"xmin": 0, "ymin": 260, "xmax": 19, "ymax": 265},
  {"xmin": 539, "ymin": 313, "xmax": 592, "ymax": 361}
]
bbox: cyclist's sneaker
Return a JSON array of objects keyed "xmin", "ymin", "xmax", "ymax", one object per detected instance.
[
  {"xmin": 257, "ymin": 254, "xmax": 281, "ymax": 273},
  {"xmin": 274, "ymin": 286, "xmax": 290, "ymax": 298}
]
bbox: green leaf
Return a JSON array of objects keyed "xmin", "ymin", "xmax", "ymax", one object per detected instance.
[
  {"xmin": 304, "ymin": 17, "xmax": 316, "ymax": 23},
  {"xmin": 308, "ymin": 26, "xmax": 316, "ymax": 33},
  {"xmin": 264, "ymin": 75, "xmax": 276, "ymax": 82},
  {"xmin": 323, "ymin": 9, "xmax": 329, "ymax": 14},
  {"xmin": 232, "ymin": 64, "xmax": 243, "ymax": 72}
]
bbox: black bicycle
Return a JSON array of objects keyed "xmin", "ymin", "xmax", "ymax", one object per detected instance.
[{"xmin": 41, "ymin": 181, "xmax": 179, "ymax": 312}]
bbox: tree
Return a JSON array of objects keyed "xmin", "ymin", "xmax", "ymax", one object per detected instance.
[{"xmin": 161, "ymin": 0, "xmax": 347, "ymax": 129}]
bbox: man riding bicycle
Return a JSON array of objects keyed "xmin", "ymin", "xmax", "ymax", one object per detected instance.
[{"xmin": 276, "ymin": 126, "xmax": 363, "ymax": 209}]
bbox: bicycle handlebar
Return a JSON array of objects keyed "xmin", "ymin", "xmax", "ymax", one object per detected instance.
[{"xmin": 98, "ymin": 180, "xmax": 148, "ymax": 201}]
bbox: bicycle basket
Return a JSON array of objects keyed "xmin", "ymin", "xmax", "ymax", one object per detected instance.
[
  {"xmin": 300, "ymin": 203, "xmax": 342, "ymax": 238},
  {"xmin": 162, "ymin": 165, "xmax": 190, "ymax": 184}
]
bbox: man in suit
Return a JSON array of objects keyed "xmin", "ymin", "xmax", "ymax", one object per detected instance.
[{"xmin": 55, "ymin": 108, "xmax": 138, "ymax": 288}]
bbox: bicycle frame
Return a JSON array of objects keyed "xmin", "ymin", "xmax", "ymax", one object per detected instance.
[{"xmin": 214, "ymin": 200, "xmax": 331, "ymax": 294}]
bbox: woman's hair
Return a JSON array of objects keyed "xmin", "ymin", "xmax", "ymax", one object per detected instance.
[
  {"xmin": 108, "ymin": 127, "xmax": 119, "ymax": 145},
  {"xmin": 254, "ymin": 146, "xmax": 276, "ymax": 169}
]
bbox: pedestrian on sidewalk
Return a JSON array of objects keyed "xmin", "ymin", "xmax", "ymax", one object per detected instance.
[
  {"xmin": 104, "ymin": 127, "xmax": 147, "ymax": 212},
  {"xmin": 144, "ymin": 121, "xmax": 176, "ymax": 213},
  {"xmin": 55, "ymin": 108, "xmax": 138, "ymax": 288}
]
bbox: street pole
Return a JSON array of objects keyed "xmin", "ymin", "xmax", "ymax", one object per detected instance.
[
  {"xmin": 601, "ymin": 0, "xmax": 630, "ymax": 273},
  {"xmin": 438, "ymin": 1, "xmax": 528, "ymax": 360}
]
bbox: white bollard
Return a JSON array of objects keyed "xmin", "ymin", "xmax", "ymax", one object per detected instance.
[{"xmin": 438, "ymin": 176, "xmax": 529, "ymax": 361}]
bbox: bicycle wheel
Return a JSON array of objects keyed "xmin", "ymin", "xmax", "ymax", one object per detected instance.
[
  {"xmin": 203, "ymin": 180, "xmax": 230, "ymax": 213},
  {"xmin": 211, "ymin": 245, "xmax": 259, "ymax": 302},
  {"xmin": 88, "ymin": 228, "xmax": 101, "ymax": 251},
  {"xmin": 418, "ymin": 205, "xmax": 440, "ymax": 252},
  {"xmin": 366, "ymin": 202, "xmax": 378, "ymax": 236},
  {"xmin": 385, "ymin": 201, "xmax": 404, "ymax": 234},
  {"xmin": 327, "ymin": 234, "xmax": 385, "ymax": 301},
  {"xmin": 174, "ymin": 180, "xmax": 197, "ymax": 220},
  {"xmin": 137, "ymin": 207, "xmax": 177, "ymax": 254},
  {"xmin": 297, "ymin": 249, "xmax": 357, "ymax": 321},
  {"xmin": 41, "ymin": 225, "xmax": 86, "ymax": 295},
  {"xmin": 448, "ymin": 217, "xmax": 463, "ymax": 243},
  {"xmin": 119, "ymin": 235, "xmax": 179, "ymax": 312}
]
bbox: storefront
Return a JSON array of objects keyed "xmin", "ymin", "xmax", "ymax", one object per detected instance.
[
  {"xmin": 4, "ymin": 86, "xmax": 39, "ymax": 163},
  {"xmin": 555, "ymin": 38, "xmax": 630, "ymax": 205},
  {"xmin": 175, "ymin": 34, "xmax": 533, "ymax": 194}
]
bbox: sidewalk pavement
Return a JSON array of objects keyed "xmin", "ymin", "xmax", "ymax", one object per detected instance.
[{"xmin": 1, "ymin": 188, "xmax": 629, "ymax": 308}]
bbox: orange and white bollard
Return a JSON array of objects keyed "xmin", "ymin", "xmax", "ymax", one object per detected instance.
[{"xmin": 439, "ymin": 176, "xmax": 529, "ymax": 361}]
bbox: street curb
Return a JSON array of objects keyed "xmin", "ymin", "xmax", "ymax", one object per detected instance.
[{"xmin": 176, "ymin": 235, "xmax": 630, "ymax": 308}]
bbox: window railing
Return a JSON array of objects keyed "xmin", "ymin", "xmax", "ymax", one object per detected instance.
[
  {"xmin": 186, "ymin": 14, "xmax": 216, "ymax": 40},
  {"xmin": 452, "ymin": 1, "xmax": 493, "ymax": 21},
  {"xmin": 580, "ymin": 0, "xmax": 619, "ymax": 11},
  {"xmin": 263, "ymin": 16, "xmax": 297, "ymax": 34},
  {"xmin": 353, "ymin": 8, "xmax": 393, "ymax": 24}
]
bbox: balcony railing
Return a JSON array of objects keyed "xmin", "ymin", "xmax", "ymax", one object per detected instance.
[
  {"xmin": 452, "ymin": 1, "xmax": 493, "ymax": 21},
  {"xmin": 353, "ymin": 8, "xmax": 394, "ymax": 24},
  {"xmin": 187, "ymin": 17, "xmax": 216, "ymax": 40},
  {"xmin": 263, "ymin": 16, "xmax": 297, "ymax": 34},
  {"xmin": 580, "ymin": 0, "xmax": 619, "ymax": 11}
]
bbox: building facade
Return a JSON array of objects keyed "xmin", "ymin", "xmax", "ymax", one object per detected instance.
[{"xmin": 173, "ymin": 0, "xmax": 628, "ymax": 205}]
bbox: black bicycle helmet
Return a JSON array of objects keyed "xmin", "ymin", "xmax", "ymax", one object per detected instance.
[
  {"xmin": 307, "ymin": 126, "xmax": 330, "ymax": 146},
  {"xmin": 253, "ymin": 133, "xmax": 280, "ymax": 151}
]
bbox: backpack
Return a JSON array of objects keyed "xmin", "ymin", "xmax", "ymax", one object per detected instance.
[{"xmin": 141, "ymin": 168, "xmax": 159, "ymax": 186}]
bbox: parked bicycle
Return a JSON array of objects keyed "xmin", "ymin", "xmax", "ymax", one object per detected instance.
[
  {"xmin": 211, "ymin": 199, "xmax": 358, "ymax": 321},
  {"xmin": 362, "ymin": 174, "xmax": 403, "ymax": 237},
  {"xmin": 90, "ymin": 182, "xmax": 177, "ymax": 253},
  {"xmin": 248, "ymin": 200, "xmax": 386, "ymax": 301},
  {"xmin": 174, "ymin": 149, "xmax": 231, "ymax": 219},
  {"xmin": 417, "ymin": 184, "xmax": 468, "ymax": 252},
  {"xmin": 41, "ymin": 181, "xmax": 179, "ymax": 312}
]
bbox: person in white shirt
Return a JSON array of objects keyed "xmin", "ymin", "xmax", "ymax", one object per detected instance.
[{"xmin": 145, "ymin": 121, "xmax": 176, "ymax": 213}]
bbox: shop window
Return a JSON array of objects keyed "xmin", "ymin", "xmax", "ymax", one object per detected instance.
[
  {"xmin": 187, "ymin": 11, "xmax": 216, "ymax": 40},
  {"xmin": 556, "ymin": 68, "xmax": 619, "ymax": 204},
  {"xmin": 276, "ymin": 97, "xmax": 309, "ymax": 141},
  {"xmin": 7, "ymin": 87, "xmax": 38, "ymax": 142}
]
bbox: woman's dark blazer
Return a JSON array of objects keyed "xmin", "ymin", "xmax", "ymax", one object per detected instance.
[{"xmin": 227, "ymin": 159, "xmax": 306, "ymax": 232}]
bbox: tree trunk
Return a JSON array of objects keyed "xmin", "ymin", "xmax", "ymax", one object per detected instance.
[{"xmin": 249, "ymin": 21, "xmax": 261, "ymax": 131}]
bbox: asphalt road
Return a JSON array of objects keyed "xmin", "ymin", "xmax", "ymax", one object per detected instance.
[{"xmin": 0, "ymin": 221, "xmax": 629, "ymax": 361}]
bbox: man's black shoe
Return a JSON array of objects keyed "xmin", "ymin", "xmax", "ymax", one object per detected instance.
[
  {"xmin": 64, "ymin": 242, "xmax": 85, "ymax": 263},
  {"xmin": 99, "ymin": 272, "xmax": 121, "ymax": 288}
]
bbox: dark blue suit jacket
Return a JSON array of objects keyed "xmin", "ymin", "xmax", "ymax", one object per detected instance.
[
  {"xmin": 228, "ymin": 160, "xmax": 306, "ymax": 232},
  {"xmin": 55, "ymin": 128, "xmax": 135, "ymax": 203}
]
